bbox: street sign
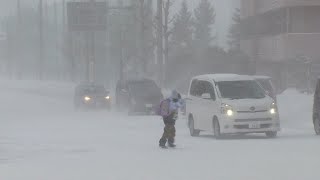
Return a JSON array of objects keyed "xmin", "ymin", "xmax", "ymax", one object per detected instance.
[{"xmin": 67, "ymin": 1, "xmax": 107, "ymax": 31}]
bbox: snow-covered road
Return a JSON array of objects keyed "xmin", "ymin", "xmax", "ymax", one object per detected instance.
[{"xmin": 0, "ymin": 81, "xmax": 319, "ymax": 180}]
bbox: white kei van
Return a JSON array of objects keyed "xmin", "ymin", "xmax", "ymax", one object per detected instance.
[{"xmin": 186, "ymin": 74, "xmax": 280, "ymax": 138}]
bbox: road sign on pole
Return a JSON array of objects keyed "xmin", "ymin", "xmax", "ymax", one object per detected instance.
[{"xmin": 67, "ymin": 1, "xmax": 107, "ymax": 31}]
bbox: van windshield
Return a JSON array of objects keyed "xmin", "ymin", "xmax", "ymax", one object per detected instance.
[{"xmin": 217, "ymin": 80, "xmax": 266, "ymax": 99}]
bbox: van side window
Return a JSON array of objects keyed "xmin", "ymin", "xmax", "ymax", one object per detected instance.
[
  {"xmin": 190, "ymin": 80, "xmax": 216, "ymax": 100},
  {"xmin": 190, "ymin": 80, "xmax": 199, "ymax": 96},
  {"xmin": 201, "ymin": 81, "xmax": 216, "ymax": 100}
]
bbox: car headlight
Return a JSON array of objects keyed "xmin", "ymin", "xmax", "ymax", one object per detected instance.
[
  {"xmin": 226, "ymin": 109, "xmax": 234, "ymax": 116},
  {"xmin": 84, "ymin": 96, "xmax": 91, "ymax": 101},
  {"xmin": 270, "ymin": 102, "xmax": 277, "ymax": 114},
  {"xmin": 221, "ymin": 103, "xmax": 234, "ymax": 116},
  {"xmin": 105, "ymin": 96, "xmax": 110, "ymax": 100}
]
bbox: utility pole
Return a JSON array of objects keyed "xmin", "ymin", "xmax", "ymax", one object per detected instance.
[
  {"xmin": 85, "ymin": 31, "xmax": 90, "ymax": 82},
  {"xmin": 16, "ymin": 0, "xmax": 22, "ymax": 79},
  {"xmin": 62, "ymin": 0, "xmax": 65, "ymax": 32},
  {"xmin": 38, "ymin": 0, "xmax": 44, "ymax": 80},
  {"xmin": 89, "ymin": 0, "xmax": 96, "ymax": 82},
  {"xmin": 139, "ymin": 0, "xmax": 146, "ymax": 75},
  {"xmin": 54, "ymin": 1, "xmax": 59, "ymax": 80},
  {"xmin": 156, "ymin": 0, "xmax": 163, "ymax": 86},
  {"xmin": 63, "ymin": 0, "xmax": 75, "ymax": 81},
  {"xmin": 117, "ymin": 0, "xmax": 124, "ymax": 81},
  {"xmin": 5, "ymin": 18, "xmax": 12, "ymax": 78},
  {"xmin": 163, "ymin": 0, "xmax": 171, "ymax": 86},
  {"xmin": 62, "ymin": 0, "xmax": 66, "ymax": 79},
  {"xmin": 119, "ymin": 24, "xmax": 124, "ymax": 82}
]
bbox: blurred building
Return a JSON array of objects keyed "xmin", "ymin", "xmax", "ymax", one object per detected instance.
[{"xmin": 240, "ymin": 0, "xmax": 320, "ymax": 92}]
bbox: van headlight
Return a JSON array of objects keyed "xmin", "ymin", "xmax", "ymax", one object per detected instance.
[
  {"xmin": 105, "ymin": 96, "xmax": 110, "ymax": 100},
  {"xmin": 270, "ymin": 108, "xmax": 276, "ymax": 114},
  {"xmin": 270, "ymin": 102, "xmax": 277, "ymax": 114},
  {"xmin": 84, "ymin": 96, "xmax": 91, "ymax": 101},
  {"xmin": 221, "ymin": 103, "xmax": 234, "ymax": 116}
]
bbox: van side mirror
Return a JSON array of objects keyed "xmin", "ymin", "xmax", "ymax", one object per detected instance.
[{"xmin": 201, "ymin": 93, "xmax": 212, "ymax": 100}]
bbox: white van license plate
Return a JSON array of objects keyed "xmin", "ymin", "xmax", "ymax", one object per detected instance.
[{"xmin": 249, "ymin": 124, "xmax": 260, "ymax": 129}]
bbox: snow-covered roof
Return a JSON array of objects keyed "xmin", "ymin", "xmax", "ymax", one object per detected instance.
[{"xmin": 193, "ymin": 74, "xmax": 255, "ymax": 82}]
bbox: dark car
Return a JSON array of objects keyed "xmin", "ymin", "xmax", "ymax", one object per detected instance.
[
  {"xmin": 253, "ymin": 76, "xmax": 277, "ymax": 102},
  {"xmin": 313, "ymin": 78, "xmax": 320, "ymax": 135},
  {"xmin": 116, "ymin": 79, "xmax": 163, "ymax": 115},
  {"xmin": 74, "ymin": 83, "xmax": 111, "ymax": 110}
]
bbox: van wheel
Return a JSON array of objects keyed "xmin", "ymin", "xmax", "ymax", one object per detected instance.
[
  {"xmin": 265, "ymin": 131, "xmax": 277, "ymax": 138},
  {"xmin": 213, "ymin": 119, "xmax": 221, "ymax": 139},
  {"xmin": 314, "ymin": 118, "xmax": 320, "ymax": 135},
  {"xmin": 188, "ymin": 116, "xmax": 200, "ymax": 137}
]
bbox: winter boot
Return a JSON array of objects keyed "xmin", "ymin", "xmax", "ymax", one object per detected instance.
[
  {"xmin": 168, "ymin": 142, "xmax": 176, "ymax": 148},
  {"xmin": 159, "ymin": 138, "xmax": 167, "ymax": 148},
  {"xmin": 159, "ymin": 144, "xmax": 168, "ymax": 149}
]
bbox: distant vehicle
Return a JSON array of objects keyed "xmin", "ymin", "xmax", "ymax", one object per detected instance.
[
  {"xmin": 186, "ymin": 74, "xmax": 280, "ymax": 138},
  {"xmin": 116, "ymin": 79, "xmax": 163, "ymax": 115},
  {"xmin": 253, "ymin": 76, "xmax": 277, "ymax": 102},
  {"xmin": 74, "ymin": 83, "xmax": 111, "ymax": 110},
  {"xmin": 313, "ymin": 78, "xmax": 320, "ymax": 135}
]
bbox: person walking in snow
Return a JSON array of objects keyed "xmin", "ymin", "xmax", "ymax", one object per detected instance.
[{"xmin": 159, "ymin": 90, "xmax": 184, "ymax": 148}]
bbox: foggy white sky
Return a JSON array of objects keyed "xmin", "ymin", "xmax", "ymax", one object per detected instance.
[{"xmin": 0, "ymin": 0, "xmax": 240, "ymax": 48}]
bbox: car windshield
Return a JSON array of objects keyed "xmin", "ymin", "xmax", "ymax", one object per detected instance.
[
  {"xmin": 128, "ymin": 81, "xmax": 160, "ymax": 96},
  {"xmin": 81, "ymin": 85, "xmax": 106, "ymax": 94},
  {"xmin": 217, "ymin": 80, "xmax": 266, "ymax": 99}
]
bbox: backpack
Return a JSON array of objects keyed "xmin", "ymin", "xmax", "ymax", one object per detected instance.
[{"xmin": 156, "ymin": 99, "xmax": 171, "ymax": 117}]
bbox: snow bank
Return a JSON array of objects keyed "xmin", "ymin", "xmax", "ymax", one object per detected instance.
[
  {"xmin": 0, "ymin": 78, "xmax": 75, "ymax": 101},
  {"xmin": 277, "ymin": 88, "xmax": 314, "ymax": 134}
]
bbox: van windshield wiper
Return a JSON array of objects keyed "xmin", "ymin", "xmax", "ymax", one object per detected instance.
[{"xmin": 225, "ymin": 97, "xmax": 242, "ymax": 100}]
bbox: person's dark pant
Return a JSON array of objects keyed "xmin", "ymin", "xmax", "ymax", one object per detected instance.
[{"xmin": 159, "ymin": 118, "xmax": 176, "ymax": 146}]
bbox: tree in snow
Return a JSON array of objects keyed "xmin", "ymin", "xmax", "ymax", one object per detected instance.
[
  {"xmin": 170, "ymin": 0, "xmax": 193, "ymax": 53},
  {"xmin": 228, "ymin": 8, "xmax": 241, "ymax": 52},
  {"xmin": 166, "ymin": 0, "xmax": 194, "ymax": 88},
  {"xmin": 193, "ymin": 0, "xmax": 216, "ymax": 51}
]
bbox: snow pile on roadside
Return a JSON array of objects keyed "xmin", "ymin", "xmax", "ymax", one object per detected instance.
[
  {"xmin": 277, "ymin": 88, "xmax": 314, "ymax": 133},
  {"xmin": 0, "ymin": 78, "xmax": 75, "ymax": 100}
]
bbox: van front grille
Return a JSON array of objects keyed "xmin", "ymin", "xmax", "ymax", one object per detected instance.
[
  {"xmin": 237, "ymin": 110, "xmax": 268, "ymax": 113},
  {"xmin": 234, "ymin": 124, "xmax": 271, "ymax": 129},
  {"xmin": 235, "ymin": 118, "xmax": 272, "ymax": 122}
]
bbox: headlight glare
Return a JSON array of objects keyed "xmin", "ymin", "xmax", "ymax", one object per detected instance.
[
  {"xmin": 105, "ymin": 96, "xmax": 110, "ymax": 100},
  {"xmin": 270, "ymin": 102, "xmax": 277, "ymax": 114},
  {"xmin": 221, "ymin": 103, "xmax": 234, "ymax": 116},
  {"xmin": 226, "ymin": 109, "xmax": 234, "ymax": 116},
  {"xmin": 84, "ymin": 96, "xmax": 91, "ymax": 101},
  {"xmin": 270, "ymin": 108, "xmax": 276, "ymax": 114}
]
